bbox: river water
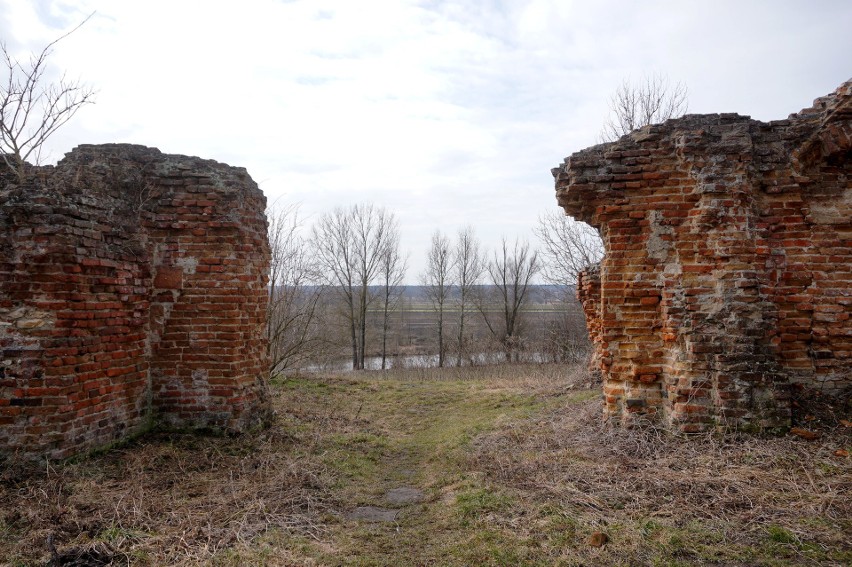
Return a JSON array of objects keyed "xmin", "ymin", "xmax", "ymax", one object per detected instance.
[{"xmin": 303, "ymin": 352, "xmax": 556, "ymax": 372}]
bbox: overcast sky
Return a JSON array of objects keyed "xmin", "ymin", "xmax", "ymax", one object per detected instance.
[{"xmin": 2, "ymin": 0, "xmax": 850, "ymax": 281}]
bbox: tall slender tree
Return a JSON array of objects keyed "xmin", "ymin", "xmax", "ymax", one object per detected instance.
[
  {"xmin": 352, "ymin": 204, "xmax": 396, "ymax": 369},
  {"xmin": 311, "ymin": 207, "xmax": 359, "ymax": 369},
  {"xmin": 378, "ymin": 227, "xmax": 407, "ymax": 370},
  {"xmin": 453, "ymin": 226, "xmax": 484, "ymax": 366},
  {"xmin": 422, "ymin": 230, "xmax": 453, "ymax": 367}
]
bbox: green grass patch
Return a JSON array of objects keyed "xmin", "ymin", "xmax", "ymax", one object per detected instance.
[
  {"xmin": 4, "ymin": 364, "xmax": 848, "ymax": 566},
  {"xmin": 767, "ymin": 524, "xmax": 798, "ymax": 544},
  {"xmin": 456, "ymin": 487, "xmax": 514, "ymax": 521}
]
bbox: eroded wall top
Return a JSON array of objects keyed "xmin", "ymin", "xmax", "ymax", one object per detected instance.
[
  {"xmin": 552, "ymin": 81, "xmax": 851, "ymax": 431},
  {"xmin": 1, "ymin": 144, "xmax": 270, "ymax": 459}
]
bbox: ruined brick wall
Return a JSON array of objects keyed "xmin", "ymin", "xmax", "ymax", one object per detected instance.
[
  {"xmin": 576, "ymin": 265, "xmax": 602, "ymax": 373},
  {"xmin": 1, "ymin": 145, "xmax": 270, "ymax": 459},
  {"xmin": 553, "ymin": 81, "xmax": 851, "ymax": 432}
]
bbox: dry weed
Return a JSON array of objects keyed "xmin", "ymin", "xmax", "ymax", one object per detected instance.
[
  {"xmin": 0, "ymin": 389, "xmax": 336, "ymax": 565},
  {"xmin": 373, "ymin": 361, "xmax": 597, "ymax": 393},
  {"xmin": 471, "ymin": 393, "xmax": 851, "ymax": 563}
]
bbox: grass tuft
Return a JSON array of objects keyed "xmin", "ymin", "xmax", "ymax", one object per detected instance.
[{"xmin": 2, "ymin": 363, "xmax": 848, "ymax": 565}]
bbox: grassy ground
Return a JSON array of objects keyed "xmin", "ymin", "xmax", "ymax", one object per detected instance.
[{"xmin": 1, "ymin": 364, "xmax": 849, "ymax": 566}]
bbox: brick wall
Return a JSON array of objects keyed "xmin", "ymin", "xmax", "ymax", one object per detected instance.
[
  {"xmin": 553, "ymin": 81, "xmax": 851, "ymax": 432},
  {"xmin": 1, "ymin": 144, "xmax": 270, "ymax": 459}
]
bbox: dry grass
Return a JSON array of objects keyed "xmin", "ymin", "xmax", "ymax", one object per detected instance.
[
  {"xmin": 367, "ymin": 360, "xmax": 597, "ymax": 391},
  {"xmin": 471, "ymin": 390, "xmax": 852, "ymax": 565},
  {"xmin": 0, "ymin": 407, "xmax": 335, "ymax": 565},
  {"xmin": 2, "ymin": 365, "xmax": 849, "ymax": 566}
]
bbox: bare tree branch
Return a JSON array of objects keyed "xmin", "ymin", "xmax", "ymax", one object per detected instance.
[
  {"xmin": 600, "ymin": 73, "xmax": 688, "ymax": 143},
  {"xmin": 535, "ymin": 210, "xmax": 603, "ymax": 286},
  {"xmin": 1, "ymin": 13, "xmax": 96, "ymax": 177}
]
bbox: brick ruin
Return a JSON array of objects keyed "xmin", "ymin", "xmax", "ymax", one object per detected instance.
[
  {"xmin": 554, "ymin": 81, "xmax": 851, "ymax": 432},
  {"xmin": 1, "ymin": 144, "xmax": 270, "ymax": 459}
]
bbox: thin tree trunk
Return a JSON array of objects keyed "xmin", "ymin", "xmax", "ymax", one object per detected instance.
[
  {"xmin": 456, "ymin": 296, "xmax": 465, "ymax": 367},
  {"xmin": 349, "ymin": 293, "xmax": 358, "ymax": 370},
  {"xmin": 437, "ymin": 305, "xmax": 444, "ymax": 367},
  {"xmin": 359, "ymin": 288, "xmax": 368, "ymax": 370},
  {"xmin": 381, "ymin": 286, "xmax": 390, "ymax": 370}
]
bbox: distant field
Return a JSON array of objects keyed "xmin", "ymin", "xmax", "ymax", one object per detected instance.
[
  {"xmin": 393, "ymin": 302, "xmax": 571, "ymax": 314},
  {"xmin": 359, "ymin": 300, "xmax": 587, "ymax": 362}
]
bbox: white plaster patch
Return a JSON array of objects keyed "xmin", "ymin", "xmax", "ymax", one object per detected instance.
[
  {"xmin": 646, "ymin": 210, "xmax": 673, "ymax": 261},
  {"xmin": 191, "ymin": 369, "xmax": 209, "ymax": 387},
  {"xmin": 175, "ymin": 256, "xmax": 199, "ymax": 274}
]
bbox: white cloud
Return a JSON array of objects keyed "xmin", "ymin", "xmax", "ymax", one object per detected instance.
[{"xmin": 2, "ymin": 0, "xmax": 850, "ymax": 279}]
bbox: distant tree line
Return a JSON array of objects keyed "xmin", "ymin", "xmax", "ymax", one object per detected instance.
[
  {"xmin": 265, "ymin": 73, "xmax": 689, "ymax": 373},
  {"xmin": 0, "ymin": 27, "xmax": 680, "ymax": 374},
  {"xmin": 266, "ymin": 202, "xmax": 603, "ymax": 374}
]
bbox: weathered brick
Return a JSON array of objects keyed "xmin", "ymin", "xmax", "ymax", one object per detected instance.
[
  {"xmin": 2, "ymin": 144, "xmax": 271, "ymax": 460},
  {"xmin": 557, "ymin": 81, "xmax": 851, "ymax": 432}
]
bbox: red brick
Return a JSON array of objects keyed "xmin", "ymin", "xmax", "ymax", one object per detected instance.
[
  {"xmin": 1, "ymin": 145, "xmax": 271, "ymax": 460},
  {"xmin": 564, "ymin": 80, "xmax": 851, "ymax": 433}
]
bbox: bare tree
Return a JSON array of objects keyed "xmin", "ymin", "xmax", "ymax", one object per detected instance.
[
  {"xmin": 535, "ymin": 210, "xmax": 603, "ymax": 286},
  {"xmin": 311, "ymin": 204, "xmax": 398, "ymax": 370},
  {"xmin": 538, "ymin": 295, "xmax": 592, "ymax": 364},
  {"xmin": 312, "ymin": 207, "xmax": 359, "ymax": 369},
  {"xmin": 422, "ymin": 230, "xmax": 453, "ymax": 367},
  {"xmin": 352, "ymin": 204, "xmax": 397, "ymax": 370},
  {"xmin": 266, "ymin": 204, "xmax": 324, "ymax": 374},
  {"xmin": 534, "ymin": 212, "xmax": 601, "ymax": 364},
  {"xmin": 600, "ymin": 73, "xmax": 688, "ymax": 142},
  {"xmin": 1, "ymin": 15, "xmax": 95, "ymax": 177},
  {"xmin": 378, "ymin": 226, "xmax": 407, "ymax": 370},
  {"xmin": 453, "ymin": 226, "xmax": 485, "ymax": 366},
  {"xmin": 479, "ymin": 237, "xmax": 541, "ymax": 363}
]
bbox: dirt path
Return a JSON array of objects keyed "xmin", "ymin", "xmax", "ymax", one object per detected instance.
[
  {"xmin": 279, "ymin": 375, "xmax": 559, "ymax": 565},
  {"xmin": 2, "ymin": 365, "xmax": 848, "ymax": 566},
  {"xmin": 264, "ymin": 370, "xmax": 851, "ymax": 567}
]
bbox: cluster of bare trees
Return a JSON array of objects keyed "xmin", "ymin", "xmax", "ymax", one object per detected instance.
[
  {"xmin": 310, "ymin": 204, "xmax": 405, "ymax": 370},
  {"xmin": 420, "ymin": 227, "xmax": 491, "ymax": 367},
  {"xmin": 420, "ymin": 228, "xmax": 587, "ymax": 367},
  {"xmin": 266, "ymin": 203, "xmax": 410, "ymax": 372},
  {"xmin": 265, "ymin": 202, "xmax": 607, "ymax": 373}
]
